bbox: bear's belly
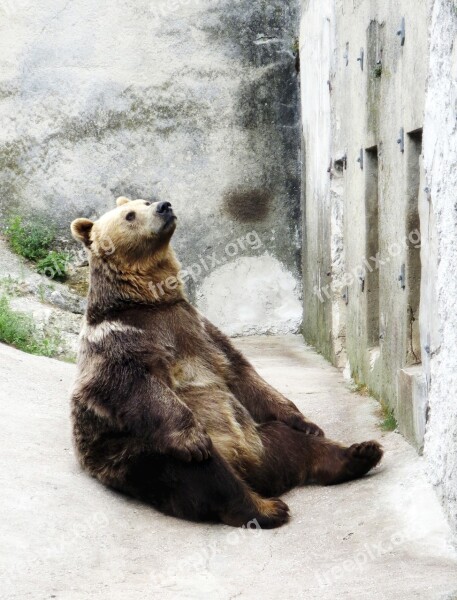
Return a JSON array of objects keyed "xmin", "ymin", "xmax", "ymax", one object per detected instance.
[
  {"xmin": 169, "ymin": 357, "xmax": 264, "ymax": 472},
  {"xmin": 169, "ymin": 355, "xmax": 228, "ymax": 390}
]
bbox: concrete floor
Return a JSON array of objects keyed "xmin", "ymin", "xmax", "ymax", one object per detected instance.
[{"xmin": 1, "ymin": 336, "xmax": 457, "ymax": 600}]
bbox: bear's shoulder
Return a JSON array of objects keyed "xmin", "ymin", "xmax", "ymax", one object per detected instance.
[{"xmin": 81, "ymin": 299, "xmax": 209, "ymax": 359}]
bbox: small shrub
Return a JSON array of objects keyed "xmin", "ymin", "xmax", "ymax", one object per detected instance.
[
  {"xmin": 380, "ymin": 405, "xmax": 397, "ymax": 432},
  {"xmin": 5, "ymin": 215, "xmax": 55, "ymax": 262},
  {"xmin": 37, "ymin": 282, "xmax": 48, "ymax": 303},
  {"xmin": 353, "ymin": 383, "xmax": 369, "ymax": 396},
  {"xmin": 36, "ymin": 251, "xmax": 70, "ymax": 281},
  {"xmin": 0, "ymin": 295, "xmax": 61, "ymax": 357},
  {"xmin": 0, "ymin": 276, "xmax": 19, "ymax": 297}
]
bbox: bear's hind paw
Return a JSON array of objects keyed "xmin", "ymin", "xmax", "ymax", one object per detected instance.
[
  {"xmin": 346, "ymin": 440, "xmax": 384, "ymax": 475},
  {"xmin": 253, "ymin": 497, "xmax": 290, "ymax": 529}
]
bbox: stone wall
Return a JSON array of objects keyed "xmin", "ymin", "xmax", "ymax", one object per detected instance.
[
  {"xmin": 0, "ymin": 0, "xmax": 302, "ymax": 336},
  {"xmin": 421, "ymin": 0, "xmax": 457, "ymax": 538}
]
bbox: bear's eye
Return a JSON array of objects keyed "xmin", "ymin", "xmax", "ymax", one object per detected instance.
[
  {"xmin": 125, "ymin": 211, "xmax": 136, "ymax": 222},
  {"xmin": 144, "ymin": 202, "xmax": 151, "ymax": 206}
]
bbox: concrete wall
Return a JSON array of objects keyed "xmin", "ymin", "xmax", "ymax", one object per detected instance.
[
  {"xmin": 300, "ymin": 0, "xmax": 457, "ymax": 534},
  {"xmin": 300, "ymin": 0, "xmax": 340, "ymax": 364},
  {"xmin": 0, "ymin": 0, "xmax": 302, "ymax": 336},
  {"xmin": 301, "ymin": 0, "xmax": 429, "ymax": 424}
]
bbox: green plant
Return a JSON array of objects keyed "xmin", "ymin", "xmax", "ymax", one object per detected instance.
[
  {"xmin": 0, "ymin": 295, "xmax": 61, "ymax": 357},
  {"xmin": 380, "ymin": 405, "xmax": 397, "ymax": 432},
  {"xmin": 60, "ymin": 354, "xmax": 77, "ymax": 364},
  {"xmin": 5, "ymin": 215, "xmax": 55, "ymax": 262},
  {"xmin": 0, "ymin": 276, "xmax": 19, "ymax": 296},
  {"xmin": 36, "ymin": 251, "xmax": 70, "ymax": 281},
  {"xmin": 37, "ymin": 282, "xmax": 48, "ymax": 303},
  {"xmin": 353, "ymin": 383, "xmax": 369, "ymax": 396}
]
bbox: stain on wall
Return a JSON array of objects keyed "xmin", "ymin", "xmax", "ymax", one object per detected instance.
[{"xmin": 223, "ymin": 188, "xmax": 272, "ymax": 223}]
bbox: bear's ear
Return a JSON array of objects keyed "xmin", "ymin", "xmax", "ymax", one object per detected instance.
[
  {"xmin": 71, "ymin": 218, "xmax": 94, "ymax": 247},
  {"xmin": 116, "ymin": 196, "xmax": 131, "ymax": 207}
]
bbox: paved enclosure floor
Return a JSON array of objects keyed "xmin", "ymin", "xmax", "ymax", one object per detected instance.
[{"xmin": 1, "ymin": 336, "xmax": 457, "ymax": 600}]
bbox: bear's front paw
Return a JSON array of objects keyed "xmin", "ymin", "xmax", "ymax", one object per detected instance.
[
  {"xmin": 279, "ymin": 412, "xmax": 325, "ymax": 437},
  {"xmin": 168, "ymin": 427, "xmax": 213, "ymax": 463}
]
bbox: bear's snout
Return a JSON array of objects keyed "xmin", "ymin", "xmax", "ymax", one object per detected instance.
[{"xmin": 156, "ymin": 201, "xmax": 173, "ymax": 215}]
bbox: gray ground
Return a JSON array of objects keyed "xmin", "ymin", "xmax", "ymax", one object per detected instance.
[{"xmin": 1, "ymin": 336, "xmax": 457, "ymax": 600}]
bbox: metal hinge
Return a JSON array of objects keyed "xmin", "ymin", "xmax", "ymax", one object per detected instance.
[
  {"xmin": 357, "ymin": 48, "xmax": 364, "ymax": 71},
  {"xmin": 398, "ymin": 264, "xmax": 406, "ymax": 289},
  {"xmin": 397, "ymin": 128, "xmax": 404, "ymax": 153},
  {"xmin": 397, "ymin": 17, "xmax": 406, "ymax": 47}
]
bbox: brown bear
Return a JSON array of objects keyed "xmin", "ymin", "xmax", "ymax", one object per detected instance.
[{"xmin": 70, "ymin": 197, "xmax": 383, "ymax": 528}]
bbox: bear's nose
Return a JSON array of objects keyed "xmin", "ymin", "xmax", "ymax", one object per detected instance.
[{"xmin": 156, "ymin": 201, "xmax": 172, "ymax": 215}]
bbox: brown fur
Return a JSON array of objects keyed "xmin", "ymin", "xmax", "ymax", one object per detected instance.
[{"xmin": 70, "ymin": 198, "xmax": 383, "ymax": 528}]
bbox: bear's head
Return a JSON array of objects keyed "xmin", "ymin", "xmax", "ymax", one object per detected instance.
[
  {"xmin": 71, "ymin": 197, "xmax": 182, "ymax": 311},
  {"xmin": 71, "ymin": 197, "xmax": 177, "ymax": 262}
]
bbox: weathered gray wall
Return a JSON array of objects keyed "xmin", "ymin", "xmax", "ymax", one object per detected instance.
[
  {"xmin": 0, "ymin": 0, "xmax": 302, "ymax": 336},
  {"xmin": 301, "ymin": 0, "xmax": 430, "ymax": 379},
  {"xmin": 300, "ymin": 0, "xmax": 457, "ymax": 536},
  {"xmin": 300, "ymin": 0, "xmax": 338, "ymax": 364}
]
